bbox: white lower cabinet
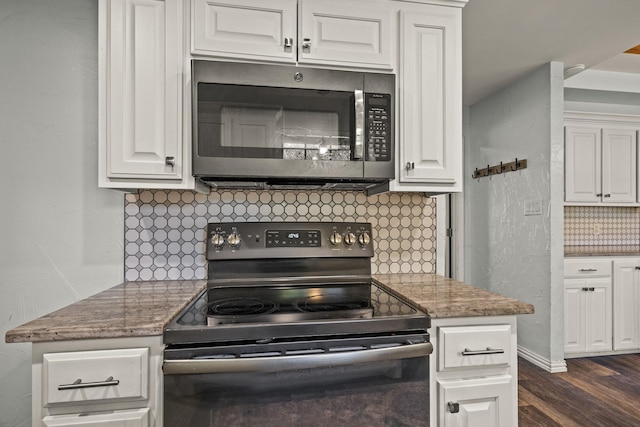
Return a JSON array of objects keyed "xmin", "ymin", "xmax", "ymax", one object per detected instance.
[
  {"xmin": 431, "ymin": 316, "xmax": 518, "ymax": 427},
  {"xmin": 42, "ymin": 409, "xmax": 149, "ymax": 427},
  {"xmin": 613, "ymin": 258, "xmax": 640, "ymax": 350},
  {"xmin": 563, "ymin": 259, "xmax": 612, "ymax": 355},
  {"xmin": 32, "ymin": 337, "xmax": 163, "ymax": 427},
  {"xmin": 438, "ymin": 375, "xmax": 512, "ymax": 427}
]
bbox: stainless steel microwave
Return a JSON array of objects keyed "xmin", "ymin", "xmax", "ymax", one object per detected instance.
[{"xmin": 192, "ymin": 60, "xmax": 395, "ymax": 193}]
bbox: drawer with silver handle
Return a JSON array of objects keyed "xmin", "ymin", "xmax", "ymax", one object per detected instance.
[
  {"xmin": 438, "ymin": 324, "xmax": 511, "ymax": 371},
  {"xmin": 564, "ymin": 259, "xmax": 612, "ymax": 278},
  {"xmin": 43, "ymin": 348, "xmax": 148, "ymax": 405}
]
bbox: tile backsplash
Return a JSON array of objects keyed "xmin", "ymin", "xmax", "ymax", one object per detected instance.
[
  {"xmin": 564, "ymin": 206, "xmax": 640, "ymax": 246},
  {"xmin": 124, "ymin": 190, "xmax": 436, "ymax": 281}
]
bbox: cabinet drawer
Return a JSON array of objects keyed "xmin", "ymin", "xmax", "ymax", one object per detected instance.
[
  {"xmin": 43, "ymin": 408, "xmax": 149, "ymax": 426},
  {"xmin": 438, "ymin": 325, "xmax": 511, "ymax": 371},
  {"xmin": 43, "ymin": 348, "xmax": 148, "ymax": 406},
  {"xmin": 564, "ymin": 259, "xmax": 612, "ymax": 278}
]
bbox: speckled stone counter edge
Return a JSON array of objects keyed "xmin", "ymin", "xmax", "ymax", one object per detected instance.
[
  {"xmin": 565, "ymin": 245, "xmax": 640, "ymax": 257},
  {"xmin": 6, "ymin": 275, "xmax": 533, "ymax": 344}
]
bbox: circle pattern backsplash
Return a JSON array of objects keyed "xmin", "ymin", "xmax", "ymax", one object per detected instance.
[{"xmin": 124, "ymin": 190, "xmax": 437, "ymax": 281}]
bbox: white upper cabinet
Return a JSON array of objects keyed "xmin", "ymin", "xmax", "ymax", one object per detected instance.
[
  {"xmin": 191, "ymin": 0, "xmax": 394, "ymax": 69},
  {"xmin": 192, "ymin": 0, "xmax": 298, "ymax": 62},
  {"xmin": 564, "ymin": 112, "xmax": 640, "ymax": 205},
  {"xmin": 298, "ymin": 0, "xmax": 392, "ymax": 68},
  {"xmin": 99, "ymin": 0, "xmax": 200, "ymax": 190},
  {"xmin": 389, "ymin": 4, "xmax": 462, "ymax": 194}
]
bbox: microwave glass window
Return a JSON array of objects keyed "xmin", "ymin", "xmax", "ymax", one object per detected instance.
[{"xmin": 197, "ymin": 83, "xmax": 354, "ymax": 161}]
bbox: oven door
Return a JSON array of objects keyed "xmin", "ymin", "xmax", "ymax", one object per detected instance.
[{"xmin": 163, "ymin": 334, "xmax": 431, "ymax": 426}]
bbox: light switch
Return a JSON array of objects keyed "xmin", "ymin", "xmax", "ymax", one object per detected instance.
[{"xmin": 524, "ymin": 200, "xmax": 543, "ymax": 216}]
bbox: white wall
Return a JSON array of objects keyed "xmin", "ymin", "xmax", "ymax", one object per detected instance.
[
  {"xmin": 0, "ymin": 1, "xmax": 123, "ymax": 425},
  {"xmin": 464, "ymin": 62, "xmax": 565, "ymax": 369}
]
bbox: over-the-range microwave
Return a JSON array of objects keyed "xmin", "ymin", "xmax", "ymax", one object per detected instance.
[{"xmin": 192, "ymin": 60, "xmax": 395, "ymax": 193}]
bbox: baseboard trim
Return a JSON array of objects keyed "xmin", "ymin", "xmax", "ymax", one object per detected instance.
[{"xmin": 517, "ymin": 346, "xmax": 567, "ymax": 373}]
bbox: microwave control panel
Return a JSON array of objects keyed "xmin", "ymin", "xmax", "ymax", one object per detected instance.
[{"xmin": 365, "ymin": 93, "xmax": 391, "ymax": 162}]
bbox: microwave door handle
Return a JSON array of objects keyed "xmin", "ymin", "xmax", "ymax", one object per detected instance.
[{"xmin": 353, "ymin": 89, "xmax": 365, "ymax": 160}]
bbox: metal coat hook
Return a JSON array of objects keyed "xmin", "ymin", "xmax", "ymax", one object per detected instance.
[{"xmin": 472, "ymin": 158, "xmax": 528, "ymax": 180}]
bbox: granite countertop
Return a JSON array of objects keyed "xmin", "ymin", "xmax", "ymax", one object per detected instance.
[
  {"xmin": 5, "ymin": 280, "xmax": 206, "ymax": 343},
  {"xmin": 373, "ymin": 273, "xmax": 534, "ymax": 318},
  {"xmin": 565, "ymin": 245, "xmax": 640, "ymax": 257},
  {"xmin": 6, "ymin": 274, "xmax": 533, "ymax": 344}
]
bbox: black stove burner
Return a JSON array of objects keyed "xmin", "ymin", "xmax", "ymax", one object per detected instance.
[
  {"xmin": 208, "ymin": 297, "xmax": 279, "ymax": 316},
  {"xmin": 293, "ymin": 294, "xmax": 371, "ymax": 312}
]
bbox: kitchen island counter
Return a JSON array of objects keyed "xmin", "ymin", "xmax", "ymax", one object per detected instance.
[
  {"xmin": 374, "ymin": 273, "xmax": 534, "ymax": 318},
  {"xmin": 6, "ymin": 274, "xmax": 533, "ymax": 343},
  {"xmin": 5, "ymin": 280, "xmax": 206, "ymax": 343}
]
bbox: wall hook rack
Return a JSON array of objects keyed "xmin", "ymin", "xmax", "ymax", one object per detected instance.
[{"xmin": 472, "ymin": 158, "xmax": 527, "ymax": 180}]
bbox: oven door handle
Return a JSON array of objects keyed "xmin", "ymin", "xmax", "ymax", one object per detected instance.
[{"xmin": 163, "ymin": 342, "xmax": 432, "ymax": 375}]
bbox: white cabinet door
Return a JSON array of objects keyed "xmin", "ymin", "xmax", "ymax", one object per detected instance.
[
  {"xmin": 192, "ymin": 0, "xmax": 297, "ymax": 62},
  {"xmin": 564, "ymin": 277, "xmax": 612, "ymax": 354},
  {"xmin": 439, "ymin": 375, "xmax": 512, "ymax": 427},
  {"xmin": 103, "ymin": 0, "xmax": 183, "ymax": 180},
  {"xmin": 613, "ymin": 259, "xmax": 640, "ymax": 350},
  {"xmin": 298, "ymin": 0, "xmax": 392, "ymax": 69},
  {"xmin": 586, "ymin": 280, "xmax": 612, "ymax": 352},
  {"xmin": 564, "ymin": 279, "xmax": 586, "ymax": 354},
  {"xmin": 43, "ymin": 408, "xmax": 149, "ymax": 427},
  {"xmin": 565, "ymin": 126, "xmax": 601, "ymax": 203},
  {"xmin": 602, "ymin": 128, "xmax": 637, "ymax": 203},
  {"xmin": 394, "ymin": 5, "xmax": 462, "ymax": 193}
]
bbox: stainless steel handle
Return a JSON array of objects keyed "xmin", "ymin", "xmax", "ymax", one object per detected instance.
[
  {"xmin": 447, "ymin": 402, "xmax": 460, "ymax": 414},
  {"xmin": 353, "ymin": 90, "xmax": 364, "ymax": 159},
  {"xmin": 589, "ymin": 287, "xmax": 595, "ymax": 292},
  {"xmin": 596, "ymin": 193, "xmax": 603, "ymax": 197},
  {"xmin": 582, "ymin": 287, "xmax": 589, "ymax": 291},
  {"xmin": 283, "ymin": 37, "xmax": 293, "ymax": 50},
  {"xmin": 461, "ymin": 347, "xmax": 505, "ymax": 356},
  {"xmin": 58, "ymin": 376, "xmax": 119, "ymax": 391},
  {"xmin": 165, "ymin": 156, "xmax": 175, "ymax": 167},
  {"xmin": 163, "ymin": 342, "xmax": 432, "ymax": 375},
  {"xmin": 405, "ymin": 162, "xmax": 415, "ymax": 171},
  {"xmin": 604, "ymin": 194, "xmax": 611, "ymax": 198},
  {"xmin": 302, "ymin": 38, "xmax": 311, "ymax": 52},
  {"xmin": 579, "ymin": 269, "xmax": 597, "ymax": 272}
]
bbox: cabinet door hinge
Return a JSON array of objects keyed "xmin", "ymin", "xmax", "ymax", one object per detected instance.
[{"xmin": 446, "ymin": 228, "xmax": 453, "ymax": 238}]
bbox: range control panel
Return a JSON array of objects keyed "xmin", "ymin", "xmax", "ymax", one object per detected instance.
[{"xmin": 206, "ymin": 222, "xmax": 374, "ymax": 260}]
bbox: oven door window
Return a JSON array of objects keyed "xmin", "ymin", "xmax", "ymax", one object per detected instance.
[
  {"xmin": 197, "ymin": 83, "xmax": 355, "ymax": 162},
  {"xmin": 164, "ymin": 348, "xmax": 429, "ymax": 426}
]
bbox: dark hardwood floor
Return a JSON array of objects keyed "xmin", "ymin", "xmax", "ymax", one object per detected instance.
[{"xmin": 518, "ymin": 354, "xmax": 640, "ymax": 427}]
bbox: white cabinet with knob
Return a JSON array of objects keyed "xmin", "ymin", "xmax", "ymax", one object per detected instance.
[
  {"xmin": 563, "ymin": 258, "xmax": 613, "ymax": 356},
  {"xmin": 32, "ymin": 337, "xmax": 163, "ymax": 427},
  {"xmin": 99, "ymin": 0, "xmax": 204, "ymax": 191},
  {"xmin": 430, "ymin": 316, "xmax": 517, "ymax": 427},
  {"xmin": 191, "ymin": 0, "xmax": 394, "ymax": 70},
  {"xmin": 564, "ymin": 112, "xmax": 639, "ymax": 205},
  {"xmin": 390, "ymin": 3, "xmax": 463, "ymax": 194},
  {"xmin": 613, "ymin": 257, "xmax": 640, "ymax": 351}
]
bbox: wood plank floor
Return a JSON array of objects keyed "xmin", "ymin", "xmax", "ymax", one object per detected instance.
[{"xmin": 519, "ymin": 354, "xmax": 640, "ymax": 427}]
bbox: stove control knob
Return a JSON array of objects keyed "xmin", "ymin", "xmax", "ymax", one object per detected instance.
[
  {"xmin": 358, "ymin": 231, "xmax": 371, "ymax": 247},
  {"xmin": 330, "ymin": 231, "xmax": 343, "ymax": 246},
  {"xmin": 227, "ymin": 232, "xmax": 241, "ymax": 248},
  {"xmin": 211, "ymin": 233, "xmax": 225, "ymax": 249},
  {"xmin": 344, "ymin": 232, "xmax": 356, "ymax": 246}
]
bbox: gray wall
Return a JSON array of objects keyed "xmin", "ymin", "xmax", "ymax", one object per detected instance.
[
  {"xmin": 565, "ymin": 88, "xmax": 640, "ymax": 115},
  {"xmin": 464, "ymin": 62, "xmax": 565, "ymax": 366},
  {"xmin": 0, "ymin": 1, "xmax": 123, "ymax": 425}
]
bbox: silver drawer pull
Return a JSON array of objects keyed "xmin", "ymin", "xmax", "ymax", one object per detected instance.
[
  {"xmin": 578, "ymin": 268, "xmax": 597, "ymax": 272},
  {"xmin": 462, "ymin": 347, "xmax": 505, "ymax": 356},
  {"xmin": 58, "ymin": 376, "xmax": 120, "ymax": 391},
  {"xmin": 447, "ymin": 402, "xmax": 460, "ymax": 413}
]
